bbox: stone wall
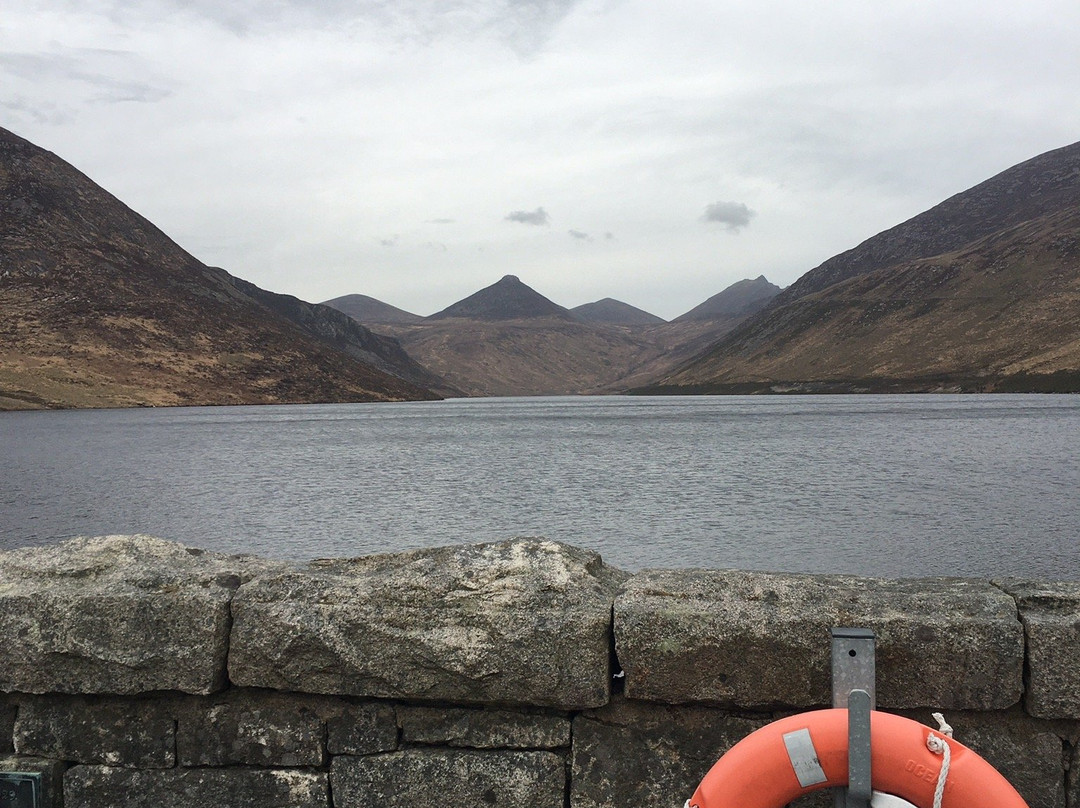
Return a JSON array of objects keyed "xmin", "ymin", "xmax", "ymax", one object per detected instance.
[{"xmin": 1, "ymin": 535, "xmax": 1077, "ymax": 808}]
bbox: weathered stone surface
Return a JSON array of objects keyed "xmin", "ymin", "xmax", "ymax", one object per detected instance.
[
  {"xmin": 0, "ymin": 699, "xmax": 14, "ymax": 753},
  {"xmin": 331, "ymin": 749, "xmax": 565, "ymax": 808},
  {"xmin": 231, "ymin": 539, "xmax": 628, "ymax": 709},
  {"xmin": 64, "ymin": 766, "xmax": 329, "ymax": 808},
  {"xmin": 0, "ymin": 535, "xmax": 283, "ymax": 694},
  {"xmin": 616, "ymin": 569, "xmax": 1023, "ymax": 709},
  {"xmin": 14, "ymin": 694, "xmax": 175, "ymax": 768},
  {"xmin": 176, "ymin": 689, "xmax": 324, "ymax": 767},
  {"xmin": 0, "ymin": 755, "xmax": 66, "ymax": 808},
  {"xmin": 398, "ymin": 705, "xmax": 571, "ymax": 749},
  {"xmin": 326, "ymin": 701, "xmax": 399, "ymax": 756},
  {"xmin": 896, "ymin": 709, "xmax": 1065, "ymax": 808},
  {"xmin": 996, "ymin": 579, "xmax": 1080, "ymax": 719},
  {"xmin": 571, "ymin": 696, "xmax": 766, "ymax": 808},
  {"xmin": 1068, "ymin": 740, "xmax": 1080, "ymax": 808}
]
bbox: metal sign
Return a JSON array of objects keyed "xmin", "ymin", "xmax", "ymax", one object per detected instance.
[{"xmin": 0, "ymin": 772, "xmax": 42, "ymax": 808}]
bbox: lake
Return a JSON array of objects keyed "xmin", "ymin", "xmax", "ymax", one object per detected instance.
[{"xmin": 2, "ymin": 395, "xmax": 1078, "ymax": 579}]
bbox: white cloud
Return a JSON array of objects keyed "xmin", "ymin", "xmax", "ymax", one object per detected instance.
[{"xmin": 2, "ymin": 0, "xmax": 1080, "ymax": 318}]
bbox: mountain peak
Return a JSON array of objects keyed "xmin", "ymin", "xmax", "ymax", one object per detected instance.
[
  {"xmin": 322, "ymin": 294, "xmax": 423, "ymax": 325},
  {"xmin": 673, "ymin": 276, "xmax": 782, "ymax": 322},
  {"xmin": 429, "ymin": 276, "xmax": 574, "ymax": 321},
  {"xmin": 571, "ymin": 298, "xmax": 665, "ymax": 325}
]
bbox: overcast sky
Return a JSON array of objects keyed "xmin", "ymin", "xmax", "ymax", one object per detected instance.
[{"xmin": 4, "ymin": 0, "xmax": 1079, "ymax": 319}]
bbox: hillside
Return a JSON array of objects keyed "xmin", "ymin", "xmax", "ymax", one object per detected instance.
[
  {"xmin": 647, "ymin": 141, "xmax": 1080, "ymax": 393},
  {"xmin": 0, "ymin": 127, "xmax": 442, "ymax": 409}
]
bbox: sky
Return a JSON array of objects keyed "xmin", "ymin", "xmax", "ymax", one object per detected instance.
[{"xmin": 3, "ymin": 0, "xmax": 1080, "ymax": 320}]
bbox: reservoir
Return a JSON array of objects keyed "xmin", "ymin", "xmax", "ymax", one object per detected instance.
[{"xmin": 2, "ymin": 394, "xmax": 1078, "ymax": 579}]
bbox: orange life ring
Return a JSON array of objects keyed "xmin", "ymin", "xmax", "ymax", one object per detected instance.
[{"xmin": 688, "ymin": 708, "xmax": 1028, "ymax": 808}]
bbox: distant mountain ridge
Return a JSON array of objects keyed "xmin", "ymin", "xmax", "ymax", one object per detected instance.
[
  {"xmin": 571, "ymin": 298, "xmax": 665, "ymax": 325},
  {"xmin": 0, "ymin": 126, "xmax": 443, "ymax": 409},
  {"xmin": 354, "ymin": 275, "xmax": 779, "ymax": 395}
]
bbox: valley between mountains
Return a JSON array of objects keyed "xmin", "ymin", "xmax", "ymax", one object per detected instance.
[{"xmin": 2, "ymin": 124, "xmax": 1079, "ymax": 409}]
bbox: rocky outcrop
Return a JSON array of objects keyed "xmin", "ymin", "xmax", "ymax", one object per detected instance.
[{"xmin": 229, "ymin": 539, "xmax": 628, "ymax": 709}]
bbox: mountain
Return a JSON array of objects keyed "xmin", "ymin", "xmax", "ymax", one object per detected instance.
[
  {"xmin": 779, "ymin": 141, "xmax": 1080, "ymax": 303},
  {"xmin": 571, "ymin": 298, "xmax": 665, "ymax": 325},
  {"xmin": 373, "ymin": 275, "xmax": 665, "ymax": 395},
  {"xmin": 0, "ymin": 126, "xmax": 442, "ymax": 409},
  {"xmin": 645, "ymin": 141, "xmax": 1080, "ymax": 394},
  {"xmin": 673, "ymin": 275, "xmax": 781, "ymax": 322},
  {"xmin": 362, "ymin": 275, "xmax": 783, "ymax": 396},
  {"xmin": 321, "ymin": 293, "xmax": 423, "ymax": 325},
  {"xmin": 428, "ymin": 274, "xmax": 575, "ymax": 321}
]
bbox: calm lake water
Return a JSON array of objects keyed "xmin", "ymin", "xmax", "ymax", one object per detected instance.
[{"xmin": 2, "ymin": 395, "xmax": 1078, "ymax": 579}]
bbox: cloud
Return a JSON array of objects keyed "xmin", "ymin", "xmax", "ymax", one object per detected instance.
[
  {"xmin": 568, "ymin": 229, "xmax": 591, "ymax": 241},
  {"xmin": 426, "ymin": 218, "xmax": 456, "ymax": 224},
  {"xmin": 0, "ymin": 51, "xmax": 172, "ymax": 105},
  {"xmin": 505, "ymin": 207, "xmax": 550, "ymax": 226},
  {"xmin": 702, "ymin": 201, "xmax": 755, "ymax": 232}
]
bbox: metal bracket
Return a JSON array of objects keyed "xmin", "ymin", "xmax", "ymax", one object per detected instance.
[{"xmin": 832, "ymin": 628, "xmax": 876, "ymax": 808}]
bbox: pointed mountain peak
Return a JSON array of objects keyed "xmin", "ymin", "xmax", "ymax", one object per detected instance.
[
  {"xmin": 429, "ymin": 276, "xmax": 574, "ymax": 321},
  {"xmin": 674, "ymin": 276, "xmax": 782, "ymax": 322}
]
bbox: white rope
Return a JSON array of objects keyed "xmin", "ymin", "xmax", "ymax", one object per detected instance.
[
  {"xmin": 931, "ymin": 712, "xmax": 953, "ymax": 739},
  {"xmin": 925, "ymin": 712, "xmax": 953, "ymax": 808}
]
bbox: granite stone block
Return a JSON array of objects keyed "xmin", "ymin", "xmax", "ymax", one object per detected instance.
[
  {"xmin": 176, "ymin": 689, "xmax": 324, "ymax": 767},
  {"xmin": 331, "ymin": 749, "xmax": 565, "ymax": 808},
  {"xmin": 14, "ymin": 694, "xmax": 175, "ymax": 768},
  {"xmin": 616, "ymin": 569, "xmax": 1023, "ymax": 710},
  {"xmin": 64, "ymin": 766, "xmax": 329, "ymax": 808},
  {"xmin": 398, "ymin": 705, "xmax": 571, "ymax": 749},
  {"xmin": 996, "ymin": 579, "xmax": 1080, "ymax": 719},
  {"xmin": 570, "ymin": 696, "xmax": 766, "ymax": 808},
  {"xmin": 230, "ymin": 539, "xmax": 628, "ymax": 709},
  {"xmin": 0, "ymin": 535, "xmax": 282, "ymax": 694}
]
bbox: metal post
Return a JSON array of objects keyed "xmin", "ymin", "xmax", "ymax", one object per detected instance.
[{"xmin": 832, "ymin": 628, "xmax": 876, "ymax": 808}]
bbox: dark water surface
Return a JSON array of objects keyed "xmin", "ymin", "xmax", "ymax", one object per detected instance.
[{"xmin": 2, "ymin": 395, "xmax": 1078, "ymax": 578}]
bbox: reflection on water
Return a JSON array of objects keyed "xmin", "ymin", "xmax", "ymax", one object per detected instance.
[{"xmin": 2, "ymin": 395, "xmax": 1078, "ymax": 578}]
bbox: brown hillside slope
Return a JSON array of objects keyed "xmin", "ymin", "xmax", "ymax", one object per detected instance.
[
  {"xmin": 653, "ymin": 208, "xmax": 1080, "ymax": 392},
  {"xmin": 379, "ymin": 317, "xmax": 668, "ymax": 397},
  {"xmin": 0, "ymin": 127, "xmax": 441, "ymax": 409},
  {"xmin": 646, "ymin": 141, "xmax": 1080, "ymax": 393}
]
